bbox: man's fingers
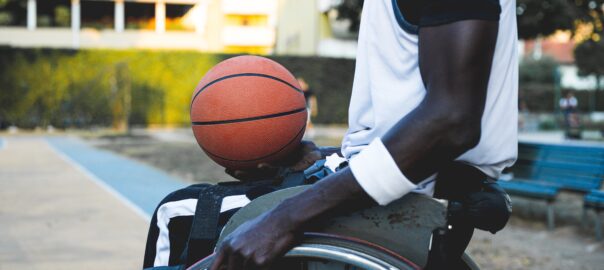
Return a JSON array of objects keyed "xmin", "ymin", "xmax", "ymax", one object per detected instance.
[
  {"xmin": 289, "ymin": 150, "xmax": 322, "ymax": 171},
  {"xmin": 300, "ymin": 140, "xmax": 318, "ymax": 149},
  {"xmin": 209, "ymin": 251, "xmax": 226, "ymax": 270}
]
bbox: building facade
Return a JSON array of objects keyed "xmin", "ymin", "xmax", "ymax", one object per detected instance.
[{"xmin": 0, "ymin": 0, "xmax": 278, "ymax": 53}]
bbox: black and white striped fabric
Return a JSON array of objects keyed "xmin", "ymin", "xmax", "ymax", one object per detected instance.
[{"xmin": 142, "ymin": 184, "xmax": 274, "ymax": 268}]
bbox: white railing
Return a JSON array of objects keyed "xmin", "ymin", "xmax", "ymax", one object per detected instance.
[{"xmin": 0, "ymin": 27, "xmax": 209, "ymax": 50}]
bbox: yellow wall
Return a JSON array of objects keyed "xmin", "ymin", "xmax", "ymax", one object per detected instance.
[
  {"xmin": 224, "ymin": 15, "xmax": 269, "ymax": 26},
  {"xmin": 223, "ymin": 13, "xmax": 273, "ymax": 54},
  {"xmin": 203, "ymin": 0, "xmax": 275, "ymax": 54},
  {"xmin": 222, "ymin": 46, "xmax": 272, "ymax": 54},
  {"xmin": 203, "ymin": 0, "xmax": 223, "ymax": 52},
  {"xmin": 275, "ymin": 0, "xmax": 320, "ymax": 56}
]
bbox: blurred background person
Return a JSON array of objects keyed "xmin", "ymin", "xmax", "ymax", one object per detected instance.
[
  {"xmin": 298, "ymin": 77, "xmax": 318, "ymax": 138},
  {"xmin": 560, "ymin": 91, "xmax": 580, "ymax": 138}
]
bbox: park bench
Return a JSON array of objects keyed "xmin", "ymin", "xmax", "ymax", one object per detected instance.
[
  {"xmin": 498, "ymin": 142, "xmax": 604, "ymax": 231},
  {"xmin": 584, "ymin": 190, "xmax": 604, "ymax": 240}
]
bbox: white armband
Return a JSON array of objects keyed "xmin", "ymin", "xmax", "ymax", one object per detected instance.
[{"xmin": 349, "ymin": 138, "xmax": 417, "ymax": 205}]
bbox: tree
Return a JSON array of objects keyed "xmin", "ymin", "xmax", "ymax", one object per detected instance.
[
  {"xmin": 516, "ymin": 0, "xmax": 576, "ymax": 39},
  {"xmin": 572, "ymin": 1, "xmax": 604, "ymax": 112},
  {"xmin": 517, "ymin": 0, "xmax": 604, "ymax": 39},
  {"xmin": 111, "ymin": 62, "xmax": 131, "ymax": 131},
  {"xmin": 333, "ymin": 0, "xmax": 604, "ymax": 38},
  {"xmin": 575, "ymin": 38, "xmax": 604, "ymax": 90},
  {"xmin": 335, "ymin": 0, "xmax": 364, "ymax": 32},
  {"xmin": 519, "ymin": 57, "xmax": 559, "ymax": 84}
]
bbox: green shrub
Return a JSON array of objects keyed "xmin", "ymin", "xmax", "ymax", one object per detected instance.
[
  {"xmin": 519, "ymin": 56, "xmax": 558, "ymax": 85},
  {"xmin": 0, "ymin": 47, "xmax": 355, "ymax": 128},
  {"xmin": 538, "ymin": 119, "xmax": 557, "ymax": 130}
]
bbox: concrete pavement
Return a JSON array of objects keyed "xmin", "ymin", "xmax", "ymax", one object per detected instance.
[{"xmin": 0, "ymin": 137, "xmax": 175, "ymax": 270}]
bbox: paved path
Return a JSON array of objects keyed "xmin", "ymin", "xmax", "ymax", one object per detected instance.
[
  {"xmin": 0, "ymin": 137, "xmax": 184, "ymax": 270},
  {"xmin": 47, "ymin": 137, "xmax": 186, "ymax": 217}
]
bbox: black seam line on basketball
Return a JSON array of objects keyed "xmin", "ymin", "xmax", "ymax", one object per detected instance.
[
  {"xmin": 201, "ymin": 124, "xmax": 306, "ymax": 162},
  {"xmin": 190, "ymin": 73, "xmax": 303, "ymax": 107},
  {"xmin": 192, "ymin": 108, "xmax": 306, "ymax": 126}
]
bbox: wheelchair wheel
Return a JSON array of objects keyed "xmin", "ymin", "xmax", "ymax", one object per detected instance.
[{"xmin": 187, "ymin": 233, "xmax": 421, "ymax": 270}]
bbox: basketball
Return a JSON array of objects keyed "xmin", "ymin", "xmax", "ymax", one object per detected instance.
[{"xmin": 190, "ymin": 55, "xmax": 307, "ymax": 170}]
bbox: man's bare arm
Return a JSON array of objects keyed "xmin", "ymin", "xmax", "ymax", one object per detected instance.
[{"xmin": 211, "ymin": 20, "xmax": 499, "ymax": 269}]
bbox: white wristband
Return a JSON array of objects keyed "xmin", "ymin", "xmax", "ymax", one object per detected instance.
[{"xmin": 349, "ymin": 138, "xmax": 417, "ymax": 205}]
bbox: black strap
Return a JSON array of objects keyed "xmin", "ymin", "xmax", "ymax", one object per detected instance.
[
  {"xmin": 185, "ymin": 185, "xmax": 232, "ymax": 266},
  {"xmin": 183, "ymin": 181, "xmax": 278, "ymax": 266},
  {"xmin": 182, "ymin": 172, "xmax": 309, "ymax": 266}
]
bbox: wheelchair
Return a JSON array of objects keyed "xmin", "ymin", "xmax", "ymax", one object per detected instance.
[{"xmin": 186, "ymin": 186, "xmax": 480, "ymax": 270}]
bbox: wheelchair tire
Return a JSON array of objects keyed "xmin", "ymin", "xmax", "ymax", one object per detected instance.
[{"xmin": 187, "ymin": 232, "xmax": 421, "ymax": 270}]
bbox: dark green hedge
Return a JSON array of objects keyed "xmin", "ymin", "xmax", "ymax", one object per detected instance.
[
  {"xmin": 518, "ymin": 57, "xmax": 604, "ymax": 113},
  {"xmin": 0, "ymin": 47, "xmax": 355, "ymax": 129},
  {"xmin": 520, "ymin": 83, "xmax": 604, "ymax": 112}
]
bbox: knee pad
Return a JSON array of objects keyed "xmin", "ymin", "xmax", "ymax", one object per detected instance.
[{"xmin": 462, "ymin": 181, "xmax": 512, "ymax": 234}]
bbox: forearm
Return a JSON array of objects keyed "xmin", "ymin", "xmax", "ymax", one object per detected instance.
[
  {"xmin": 271, "ymin": 168, "xmax": 370, "ymax": 230},
  {"xmin": 273, "ymin": 103, "xmax": 478, "ymax": 228}
]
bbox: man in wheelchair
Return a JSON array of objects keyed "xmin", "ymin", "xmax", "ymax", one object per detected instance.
[{"xmin": 143, "ymin": 0, "xmax": 517, "ymax": 269}]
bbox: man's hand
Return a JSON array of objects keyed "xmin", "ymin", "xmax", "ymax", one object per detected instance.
[
  {"xmin": 211, "ymin": 169, "xmax": 369, "ymax": 270},
  {"xmin": 288, "ymin": 141, "xmax": 323, "ymax": 171},
  {"xmin": 226, "ymin": 141, "xmax": 323, "ymax": 181},
  {"xmin": 210, "ymin": 208, "xmax": 302, "ymax": 270}
]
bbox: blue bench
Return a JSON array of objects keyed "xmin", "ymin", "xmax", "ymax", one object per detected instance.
[
  {"xmin": 499, "ymin": 142, "xmax": 604, "ymax": 230},
  {"xmin": 584, "ymin": 190, "xmax": 604, "ymax": 240},
  {"xmin": 498, "ymin": 180, "xmax": 558, "ymax": 200}
]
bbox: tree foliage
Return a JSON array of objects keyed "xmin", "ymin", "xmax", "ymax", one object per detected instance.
[
  {"xmin": 516, "ymin": 0, "xmax": 604, "ymax": 39},
  {"xmin": 516, "ymin": 0, "xmax": 576, "ymax": 39},
  {"xmin": 333, "ymin": 0, "xmax": 364, "ymax": 32},
  {"xmin": 0, "ymin": 0, "xmax": 25, "ymax": 26},
  {"xmin": 575, "ymin": 38, "xmax": 604, "ymax": 88},
  {"xmin": 569, "ymin": 1, "xmax": 604, "ymax": 85},
  {"xmin": 519, "ymin": 57, "xmax": 559, "ymax": 84},
  {"xmin": 331, "ymin": 0, "xmax": 604, "ymax": 39}
]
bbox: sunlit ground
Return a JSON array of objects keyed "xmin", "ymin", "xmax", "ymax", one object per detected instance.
[{"xmin": 1, "ymin": 126, "xmax": 603, "ymax": 269}]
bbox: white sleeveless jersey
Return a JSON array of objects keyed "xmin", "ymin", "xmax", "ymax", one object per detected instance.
[{"xmin": 342, "ymin": 0, "xmax": 518, "ymax": 182}]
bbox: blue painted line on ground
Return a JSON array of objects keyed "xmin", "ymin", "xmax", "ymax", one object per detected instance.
[
  {"xmin": 47, "ymin": 137, "xmax": 186, "ymax": 216},
  {"xmin": 0, "ymin": 138, "xmax": 4, "ymax": 150}
]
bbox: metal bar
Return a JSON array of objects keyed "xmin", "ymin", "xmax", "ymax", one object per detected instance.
[
  {"xmin": 582, "ymin": 206, "xmax": 588, "ymax": 229},
  {"xmin": 71, "ymin": 0, "xmax": 81, "ymax": 48},
  {"xmin": 27, "ymin": 0, "xmax": 36, "ymax": 30},
  {"xmin": 596, "ymin": 210, "xmax": 603, "ymax": 241},
  {"xmin": 547, "ymin": 201, "xmax": 555, "ymax": 230},
  {"xmin": 115, "ymin": 0, "xmax": 125, "ymax": 32},
  {"xmin": 155, "ymin": 0, "xmax": 165, "ymax": 33}
]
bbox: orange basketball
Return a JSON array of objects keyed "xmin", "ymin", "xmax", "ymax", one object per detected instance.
[{"xmin": 190, "ymin": 55, "xmax": 307, "ymax": 169}]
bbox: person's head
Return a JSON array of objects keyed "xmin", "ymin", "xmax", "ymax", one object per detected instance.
[
  {"xmin": 566, "ymin": 91, "xmax": 574, "ymax": 98},
  {"xmin": 297, "ymin": 77, "xmax": 309, "ymax": 91}
]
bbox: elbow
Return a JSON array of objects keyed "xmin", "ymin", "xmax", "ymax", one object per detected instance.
[{"xmin": 441, "ymin": 111, "xmax": 482, "ymax": 153}]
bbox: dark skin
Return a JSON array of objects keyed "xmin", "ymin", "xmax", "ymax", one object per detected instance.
[{"xmin": 211, "ymin": 19, "xmax": 499, "ymax": 270}]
